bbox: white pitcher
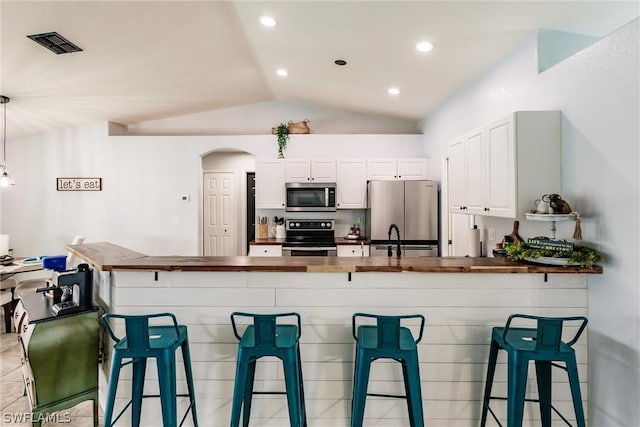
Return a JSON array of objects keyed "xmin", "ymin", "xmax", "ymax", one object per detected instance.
[{"xmin": 271, "ymin": 224, "xmax": 286, "ymax": 239}]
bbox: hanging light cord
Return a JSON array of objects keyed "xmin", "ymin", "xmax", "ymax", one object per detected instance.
[{"xmin": 2, "ymin": 100, "xmax": 6, "ymax": 165}]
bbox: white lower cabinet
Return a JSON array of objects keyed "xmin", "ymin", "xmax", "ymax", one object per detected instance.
[
  {"xmin": 448, "ymin": 111, "xmax": 561, "ymax": 218},
  {"xmin": 248, "ymin": 245, "xmax": 282, "ymax": 256},
  {"xmin": 337, "ymin": 245, "xmax": 370, "ymax": 257}
]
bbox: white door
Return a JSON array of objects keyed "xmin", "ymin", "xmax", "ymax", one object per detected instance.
[{"xmin": 204, "ymin": 172, "xmax": 236, "ymax": 256}]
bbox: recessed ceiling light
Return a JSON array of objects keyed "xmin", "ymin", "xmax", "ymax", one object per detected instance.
[
  {"xmin": 416, "ymin": 41, "xmax": 435, "ymax": 53},
  {"xmin": 334, "ymin": 59, "xmax": 347, "ymax": 66},
  {"xmin": 388, "ymin": 87, "xmax": 400, "ymax": 95},
  {"xmin": 276, "ymin": 69, "xmax": 288, "ymax": 77},
  {"xmin": 259, "ymin": 15, "xmax": 277, "ymax": 27}
]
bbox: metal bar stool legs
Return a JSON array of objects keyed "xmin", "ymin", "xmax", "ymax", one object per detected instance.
[
  {"xmin": 481, "ymin": 314, "xmax": 588, "ymax": 427},
  {"xmin": 230, "ymin": 312, "xmax": 307, "ymax": 427},
  {"xmin": 350, "ymin": 313, "xmax": 426, "ymax": 427},
  {"xmin": 102, "ymin": 313, "xmax": 199, "ymax": 427}
]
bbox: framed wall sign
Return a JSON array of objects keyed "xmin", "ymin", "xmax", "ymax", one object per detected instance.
[{"xmin": 57, "ymin": 177, "xmax": 102, "ymax": 191}]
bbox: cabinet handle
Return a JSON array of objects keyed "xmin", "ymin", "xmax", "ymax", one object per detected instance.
[
  {"xmin": 307, "ymin": 177, "xmax": 310, "ymax": 181},
  {"xmin": 398, "ymin": 176, "xmax": 402, "ymax": 178},
  {"xmin": 484, "ymin": 207, "xmax": 490, "ymax": 211}
]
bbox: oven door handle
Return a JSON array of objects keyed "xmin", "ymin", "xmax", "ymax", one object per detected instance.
[{"xmin": 282, "ymin": 246, "xmax": 337, "ymax": 251}]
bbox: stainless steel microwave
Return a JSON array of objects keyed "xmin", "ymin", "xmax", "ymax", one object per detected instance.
[{"xmin": 285, "ymin": 182, "xmax": 337, "ymax": 212}]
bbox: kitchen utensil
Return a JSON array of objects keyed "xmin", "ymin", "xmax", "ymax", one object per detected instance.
[{"xmin": 504, "ymin": 220, "xmax": 524, "ymax": 247}]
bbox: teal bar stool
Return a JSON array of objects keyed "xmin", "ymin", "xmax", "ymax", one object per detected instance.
[
  {"xmin": 350, "ymin": 313, "xmax": 426, "ymax": 427},
  {"xmin": 480, "ymin": 314, "xmax": 588, "ymax": 427},
  {"xmin": 102, "ymin": 313, "xmax": 198, "ymax": 427},
  {"xmin": 230, "ymin": 312, "xmax": 306, "ymax": 427}
]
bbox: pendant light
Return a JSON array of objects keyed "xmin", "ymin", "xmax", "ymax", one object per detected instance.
[{"xmin": 0, "ymin": 95, "xmax": 15, "ymax": 187}]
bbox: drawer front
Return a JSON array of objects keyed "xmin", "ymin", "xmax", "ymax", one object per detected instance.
[{"xmin": 20, "ymin": 358, "xmax": 37, "ymax": 407}]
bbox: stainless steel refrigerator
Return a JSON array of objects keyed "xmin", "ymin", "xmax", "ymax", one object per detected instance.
[{"xmin": 366, "ymin": 180, "xmax": 439, "ymax": 257}]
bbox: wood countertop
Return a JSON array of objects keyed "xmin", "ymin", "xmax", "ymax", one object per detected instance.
[{"xmin": 67, "ymin": 242, "xmax": 602, "ymax": 274}]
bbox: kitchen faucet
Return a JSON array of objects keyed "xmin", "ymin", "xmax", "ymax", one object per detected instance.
[{"xmin": 387, "ymin": 224, "xmax": 402, "ymax": 258}]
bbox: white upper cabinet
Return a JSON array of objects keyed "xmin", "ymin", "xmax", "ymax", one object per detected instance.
[
  {"xmin": 255, "ymin": 160, "xmax": 285, "ymax": 209},
  {"xmin": 448, "ymin": 136, "xmax": 468, "ymax": 213},
  {"xmin": 367, "ymin": 158, "xmax": 430, "ymax": 180},
  {"xmin": 285, "ymin": 159, "xmax": 336, "ymax": 183},
  {"xmin": 448, "ymin": 111, "xmax": 561, "ymax": 218},
  {"xmin": 465, "ymin": 127, "xmax": 486, "ymax": 215},
  {"xmin": 336, "ymin": 159, "xmax": 367, "ymax": 209}
]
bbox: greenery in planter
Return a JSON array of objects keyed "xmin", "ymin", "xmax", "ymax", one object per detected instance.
[
  {"xmin": 275, "ymin": 123, "xmax": 289, "ymax": 159},
  {"xmin": 506, "ymin": 244, "xmax": 601, "ymax": 268}
]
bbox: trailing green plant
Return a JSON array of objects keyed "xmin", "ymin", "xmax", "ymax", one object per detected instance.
[
  {"xmin": 506, "ymin": 244, "xmax": 600, "ymax": 268},
  {"xmin": 275, "ymin": 123, "xmax": 289, "ymax": 159}
]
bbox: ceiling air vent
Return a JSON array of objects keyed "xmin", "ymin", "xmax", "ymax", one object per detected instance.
[{"xmin": 27, "ymin": 32, "xmax": 83, "ymax": 54}]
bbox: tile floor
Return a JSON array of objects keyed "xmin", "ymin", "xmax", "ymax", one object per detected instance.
[{"xmin": 0, "ymin": 309, "xmax": 103, "ymax": 427}]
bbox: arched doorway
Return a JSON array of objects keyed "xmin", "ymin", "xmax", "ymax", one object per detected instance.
[{"xmin": 201, "ymin": 150, "xmax": 255, "ymax": 256}]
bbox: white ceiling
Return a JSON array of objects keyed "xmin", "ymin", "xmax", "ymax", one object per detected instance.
[{"xmin": 0, "ymin": 1, "xmax": 637, "ymax": 137}]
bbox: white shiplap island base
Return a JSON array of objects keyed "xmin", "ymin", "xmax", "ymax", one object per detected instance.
[{"xmin": 69, "ymin": 243, "xmax": 596, "ymax": 427}]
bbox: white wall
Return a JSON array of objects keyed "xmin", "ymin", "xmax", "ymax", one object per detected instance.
[
  {"xmin": 126, "ymin": 99, "xmax": 420, "ymax": 135},
  {"xmin": 0, "ymin": 128, "xmax": 424, "ymax": 257},
  {"xmin": 420, "ymin": 21, "xmax": 639, "ymax": 426}
]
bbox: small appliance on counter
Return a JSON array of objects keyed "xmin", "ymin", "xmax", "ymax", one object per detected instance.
[{"xmin": 37, "ymin": 263, "xmax": 94, "ymax": 316}]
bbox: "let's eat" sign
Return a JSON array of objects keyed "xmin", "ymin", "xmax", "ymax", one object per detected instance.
[{"xmin": 57, "ymin": 177, "xmax": 102, "ymax": 191}]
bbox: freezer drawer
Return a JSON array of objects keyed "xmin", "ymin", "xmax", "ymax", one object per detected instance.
[{"xmin": 371, "ymin": 244, "xmax": 438, "ymax": 257}]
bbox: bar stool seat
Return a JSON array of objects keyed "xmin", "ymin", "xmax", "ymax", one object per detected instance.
[
  {"xmin": 350, "ymin": 312, "xmax": 426, "ymax": 427},
  {"xmin": 230, "ymin": 311, "xmax": 306, "ymax": 427},
  {"xmin": 480, "ymin": 314, "xmax": 588, "ymax": 427},
  {"xmin": 102, "ymin": 313, "xmax": 198, "ymax": 427}
]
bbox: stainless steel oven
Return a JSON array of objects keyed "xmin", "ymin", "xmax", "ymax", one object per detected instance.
[
  {"xmin": 282, "ymin": 219, "xmax": 337, "ymax": 256},
  {"xmin": 286, "ymin": 183, "xmax": 336, "ymax": 212}
]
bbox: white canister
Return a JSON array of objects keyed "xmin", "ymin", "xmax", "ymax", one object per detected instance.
[{"xmin": 0, "ymin": 234, "xmax": 9, "ymax": 256}]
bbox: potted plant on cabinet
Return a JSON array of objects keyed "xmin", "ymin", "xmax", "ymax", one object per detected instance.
[{"xmin": 274, "ymin": 123, "xmax": 289, "ymax": 159}]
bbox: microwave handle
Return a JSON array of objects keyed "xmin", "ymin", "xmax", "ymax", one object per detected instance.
[{"xmin": 325, "ymin": 188, "xmax": 329, "ymax": 207}]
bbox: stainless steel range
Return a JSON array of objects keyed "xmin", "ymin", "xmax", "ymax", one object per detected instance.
[{"xmin": 282, "ymin": 219, "xmax": 337, "ymax": 257}]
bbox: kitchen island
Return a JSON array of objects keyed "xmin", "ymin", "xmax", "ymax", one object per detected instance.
[{"xmin": 69, "ymin": 242, "xmax": 600, "ymax": 427}]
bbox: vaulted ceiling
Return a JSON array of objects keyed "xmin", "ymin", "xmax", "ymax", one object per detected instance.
[{"xmin": 0, "ymin": 1, "xmax": 637, "ymax": 137}]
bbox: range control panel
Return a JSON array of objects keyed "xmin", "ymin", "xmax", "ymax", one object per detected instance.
[{"xmin": 286, "ymin": 220, "xmax": 335, "ymax": 230}]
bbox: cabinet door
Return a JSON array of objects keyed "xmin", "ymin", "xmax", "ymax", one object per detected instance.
[
  {"xmin": 465, "ymin": 128, "xmax": 486, "ymax": 215},
  {"xmin": 311, "ymin": 159, "xmax": 337, "ymax": 182},
  {"xmin": 285, "ymin": 159, "xmax": 311, "ymax": 182},
  {"xmin": 256, "ymin": 160, "xmax": 285, "ymax": 208},
  {"xmin": 485, "ymin": 116, "xmax": 516, "ymax": 217},
  {"xmin": 249, "ymin": 245, "xmax": 282, "ymax": 256},
  {"xmin": 337, "ymin": 245, "xmax": 369, "ymax": 257},
  {"xmin": 397, "ymin": 158, "xmax": 429, "ymax": 180},
  {"xmin": 448, "ymin": 138, "xmax": 467, "ymax": 213},
  {"xmin": 336, "ymin": 159, "xmax": 367, "ymax": 209},
  {"xmin": 367, "ymin": 159, "xmax": 397, "ymax": 180}
]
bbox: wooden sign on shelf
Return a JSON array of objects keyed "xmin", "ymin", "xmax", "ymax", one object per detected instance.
[{"xmin": 56, "ymin": 177, "xmax": 102, "ymax": 191}]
